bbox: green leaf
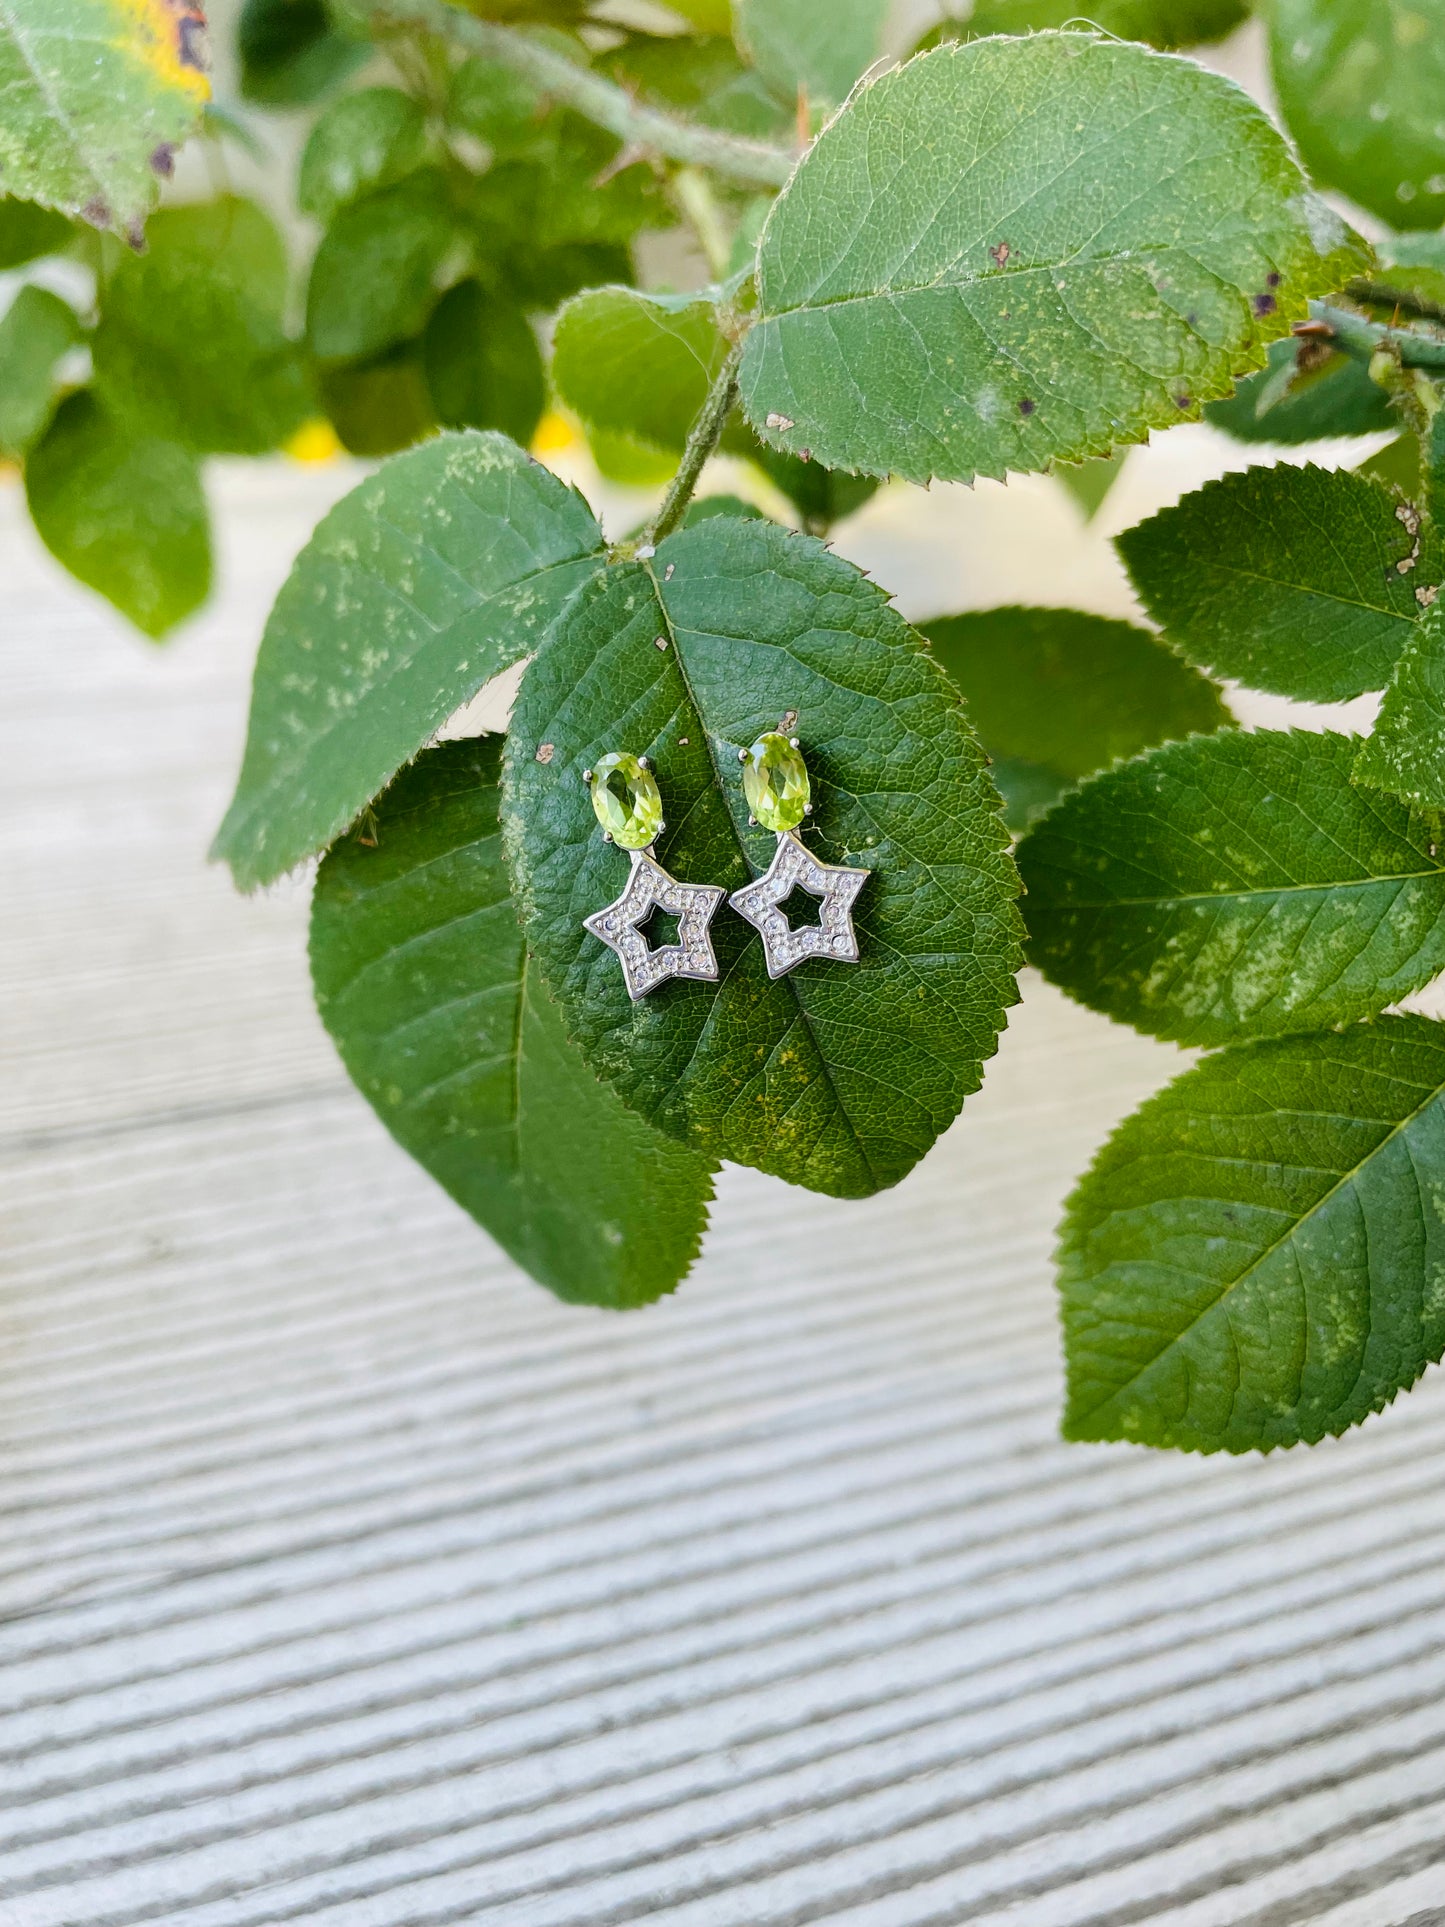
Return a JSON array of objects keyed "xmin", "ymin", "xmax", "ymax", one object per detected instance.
[
  {"xmin": 1353, "ymin": 601, "xmax": 1445, "ymax": 810},
  {"xmin": 551, "ymin": 285, "xmax": 734, "ymax": 453},
  {"xmin": 940, "ymin": 0, "xmax": 1247, "ymax": 49},
  {"xmin": 446, "ymin": 56, "xmax": 545, "ymax": 155},
  {"xmin": 25, "ymin": 389, "xmax": 209, "ymax": 638},
  {"xmin": 1204, "ymin": 337, "xmax": 1398, "ymax": 444},
  {"xmin": 306, "ymin": 172, "xmax": 456, "ymax": 364},
  {"xmin": 1427, "ymin": 401, "xmax": 1445, "ymax": 522},
  {"xmin": 311, "ymin": 737, "xmax": 714, "ymax": 1308},
  {"xmin": 922, "ymin": 607, "xmax": 1230, "ymax": 831},
  {"xmin": 0, "ymin": 0, "xmax": 209, "ymax": 238},
  {"xmin": 734, "ymin": 0, "xmax": 889, "ymax": 104},
  {"xmin": 1059, "ymin": 1016, "xmax": 1445, "ymax": 1452},
  {"xmin": 1384, "ymin": 233, "xmax": 1445, "ymax": 272},
  {"xmin": 1269, "ymin": 0, "xmax": 1445, "ymax": 230},
  {"xmin": 451, "ymin": 106, "xmax": 643, "ymax": 308},
  {"xmin": 1358, "ymin": 432, "xmax": 1422, "ymax": 500},
  {"xmin": 92, "ymin": 195, "xmax": 310, "ymax": 456},
  {"xmin": 239, "ymin": 0, "xmax": 367, "ymax": 106},
  {"xmin": 507, "ymin": 241, "xmax": 634, "ymax": 312},
  {"xmin": 213, "ymin": 430, "xmax": 606, "ymax": 891},
  {"xmin": 665, "ymin": 0, "xmax": 732, "ymax": 32},
  {"xmin": 318, "ymin": 341, "xmax": 436, "ymax": 455},
  {"xmin": 1019, "ymin": 728, "xmax": 1445, "ymax": 1047},
  {"xmin": 684, "ymin": 493, "xmax": 768, "ymax": 525},
  {"xmin": 424, "ymin": 281, "xmax": 544, "ymax": 447},
  {"xmin": 1054, "ymin": 450, "xmax": 1125, "ymax": 523},
  {"xmin": 585, "ymin": 423, "xmax": 675, "ymax": 486},
  {"xmin": 0, "ymin": 285, "xmax": 81, "ymax": 457},
  {"xmin": 297, "ymin": 86, "xmax": 429, "ymax": 225},
  {"xmin": 0, "ymin": 196, "xmax": 72, "ymax": 269},
  {"xmin": 1116, "ymin": 464, "xmax": 1430, "ymax": 703},
  {"xmin": 549, "ymin": 290, "xmax": 876, "ymax": 523},
  {"xmin": 460, "ymin": 115, "xmax": 660, "ymax": 257},
  {"xmin": 502, "ymin": 517, "xmax": 1022, "ymax": 1200},
  {"xmin": 739, "ymin": 34, "xmax": 1365, "ymax": 486}
]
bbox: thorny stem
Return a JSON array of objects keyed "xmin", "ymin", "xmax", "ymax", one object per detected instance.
[
  {"xmin": 1303, "ymin": 300, "xmax": 1445, "ymax": 371},
  {"xmin": 370, "ymin": 1, "xmax": 798, "ymax": 188},
  {"xmin": 643, "ymin": 344, "xmax": 743, "ymax": 549},
  {"xmin": 1344, "ymin": 276, "xmax": 1445, "ymax": 327}
]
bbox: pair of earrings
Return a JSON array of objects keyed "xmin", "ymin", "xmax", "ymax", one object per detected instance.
[{"xmin": 581, "ymin": 730, "xmax": 869, "ymax": 1002}]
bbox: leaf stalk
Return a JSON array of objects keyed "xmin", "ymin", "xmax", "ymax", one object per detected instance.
[
  {"xmin": 643, "ymin": 344, "xmax": 743, "ymax": 549},
  {"xmin": 1303, "ymin": 300, "xmax": 1445, "ymax": 371}
]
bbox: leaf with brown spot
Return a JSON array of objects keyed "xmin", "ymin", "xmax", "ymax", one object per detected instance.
[{"xmin": 741, "ymin": 35, "xmax": 1366, "ymax": 484}]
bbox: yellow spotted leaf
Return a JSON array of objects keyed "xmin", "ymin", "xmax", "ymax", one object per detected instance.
[{"xmin": 0, "ymin": 0, "xmax": 210, "ymax": 240}]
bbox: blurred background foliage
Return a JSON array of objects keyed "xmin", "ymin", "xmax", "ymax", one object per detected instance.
[{"xmin": 0, "ymin": 0, "xmax": 1438, "ymax": 638}]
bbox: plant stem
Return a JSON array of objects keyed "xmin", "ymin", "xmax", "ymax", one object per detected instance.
[
  {"xmin": 643, "ymin": 345, "xmax": 743, "ymax": 548},
  {"xmin": 673, "ymin": 166, "xmax": 733, "ymax": 280},
  {"xmin": 1344, "ymin": 276, "xmax": 1445, "ymax": 327},
  {"xmin": 371, "ymin": 1, "xmax": 797, "ymax": 188},
  {"xmin": 1304, "ymin": 300, "xmax": 1445, "ymax": 370}
]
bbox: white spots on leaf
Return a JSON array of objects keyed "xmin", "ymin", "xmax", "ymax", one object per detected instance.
[{"xmin": 1290, "ymin": 193, "xmax": 1348, "ymax": 256}]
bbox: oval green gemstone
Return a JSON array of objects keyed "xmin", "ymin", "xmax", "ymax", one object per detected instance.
[
  {"xmin": 589, "ymin": 751, "xmax": 663, "ymax": 850},
  {"xmin": 742, "ymin": 731, "xmax": 810, "ymax": 833}
]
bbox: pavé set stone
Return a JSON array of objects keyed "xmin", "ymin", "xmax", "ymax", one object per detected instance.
[{"xmin": 581, "ymin": 732, "xmax": 869, "ymax": 1001}]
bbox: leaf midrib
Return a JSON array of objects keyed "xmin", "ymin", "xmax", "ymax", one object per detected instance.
[
  {"xmin": 756, "ymin": 244, "xmax": 1266, "ymax": 325},
  {"xmin": 1180, "ymin": 555, "xmax": 1418, "ymax": 627},
  {"xmin": 641, "ymin": 555, "xmax": 882, "ymax": 1191},
  {"xmin": 1051, "ymin": 863, "xmax": 1445, "ymax": 911},
  {"xmin": 1075, "ymin": 1072, "xmax": 1445, "ymax": 1426}
]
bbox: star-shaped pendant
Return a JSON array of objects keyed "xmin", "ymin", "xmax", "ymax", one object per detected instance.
[
  {"xmin": 729, "ymin": 831, "xmax": 869, "ymax": 979},
  {"xmin": 583, "ymin": 849, "xmax": 726, "ymax": 1002}
]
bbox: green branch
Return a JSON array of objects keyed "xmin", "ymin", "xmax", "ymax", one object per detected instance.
[
  {"xmin": 1304, "ymin": 300, "xmax": 1445, "ymax": 371},
  {"xmin": 372, "ymin": 2, "xmax": 798, "ymax": 188},
  {"xmin": 1344, "ymin": 276, "xmax": 1445, "ymax": 327},
  {"xmin": 643, "ymin": 344, "xmax": 743, "ymax": 549}
]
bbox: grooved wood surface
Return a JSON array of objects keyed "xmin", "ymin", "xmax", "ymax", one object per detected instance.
[{"xmin": 4, "ymin": 458, "xmax": 1444, "ymax": 1927}]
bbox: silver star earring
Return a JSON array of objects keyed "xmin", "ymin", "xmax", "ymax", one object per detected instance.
[
  {"xmin": 729, "ymin": 729, "xmax": 869, "ymax": 979},
  {"xmin": 581, "ymin": 751, "xmax": 726, "ymax": 1002}
]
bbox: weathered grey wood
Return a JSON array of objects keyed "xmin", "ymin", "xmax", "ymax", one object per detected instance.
[{"xmin": 2, "ymin": 459, "xmax": 1443, "ymax": 1927}]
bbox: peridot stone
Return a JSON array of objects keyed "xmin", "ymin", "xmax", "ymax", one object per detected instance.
[
  {"xmin": 590, "ymin": 751, "xmax": 662, "ymax": 850},
  {"xmin": 742, "ymin": 731, "xmax": 810, "ymax": 833}
]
